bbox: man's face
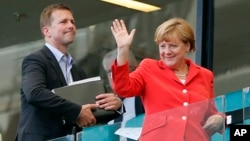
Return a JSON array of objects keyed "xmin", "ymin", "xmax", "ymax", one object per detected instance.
[{"xmin": 46, "ymin": 9, "xmax": 76, "ymax": 46}]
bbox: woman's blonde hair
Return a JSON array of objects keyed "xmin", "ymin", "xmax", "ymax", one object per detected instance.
[{"xmin": 154, "ymin": 18, "xmax": 195, "ymax": 52}]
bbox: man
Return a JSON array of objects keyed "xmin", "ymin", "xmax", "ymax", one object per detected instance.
[
  {"xmin": 102, "ymin": 49, "xmax": 145, "ymax": 141},
  {"xmin": 16, "ymin": 3, "xmax": 122, "ymax": 141}
]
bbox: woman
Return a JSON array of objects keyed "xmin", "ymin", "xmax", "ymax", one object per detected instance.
[{"xmin": 110, "ymin": 18, "xmax": 224, "ymax": 141}]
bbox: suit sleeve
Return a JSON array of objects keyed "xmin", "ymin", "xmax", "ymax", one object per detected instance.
[{"xmin": 21, "ymin": 53, "xmax": 81, "ymax": 123}]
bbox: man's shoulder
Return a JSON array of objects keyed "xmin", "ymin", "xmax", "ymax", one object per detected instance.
[{"xmin": 24, "ymin": 47, "xmax": 50, "ymax": 61}]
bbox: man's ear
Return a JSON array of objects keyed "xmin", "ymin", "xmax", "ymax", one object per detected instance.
[{"xmin": 41, "ymin": 26, "xmax": 50, "ymax": 37}]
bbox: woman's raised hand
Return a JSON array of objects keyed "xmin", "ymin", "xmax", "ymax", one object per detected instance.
[{"xmin": 111, "ymin": 19, "xmax": 136, "ymax": 49}]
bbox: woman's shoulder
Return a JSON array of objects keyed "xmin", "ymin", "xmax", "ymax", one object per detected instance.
[
  {"xmin": 139, "ymin": 58, "xmax": 168, "ymax": 71},
  {"xmin": 195, "ymin": 63, "xmax": 213, "ymax": 74},
  {"xmin": 189, "ymin": 60, "xmax": 214, "ymax": 76},
  {"xmin": 140, "ymin": 58, "xmax": 158, "ymax": 65}
]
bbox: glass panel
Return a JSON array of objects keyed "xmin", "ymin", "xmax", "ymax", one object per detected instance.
[
  {"xmin": 0, "ymin": 0, "xmax": 197, "ymax": 140},
  {"xmin": 46, "ymin": 88, "xmax": 250, "ymax": 141},
  {"xmin": 212, "ymin": 96, "xmax": 226, "ymax": 141},
  {"xmin": 77, "ymin": 122, "xmax": 121, "ymax": 141},
  {"xmin": 53, "ymin": 97, "xmax": 226, "ymax": 141},
  {"xmin": 47, "ymin": 135, "xmax": 74, "ymax": 141},
  {"xmin": 243, "ymin": 87, "xmax": 250, "ymax": 124},
  {"xmin": 214, "ymin": 0, "xmax": 250, "ymax": 96}
]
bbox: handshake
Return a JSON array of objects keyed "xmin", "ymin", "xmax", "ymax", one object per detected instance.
[{"xmin": 76, "ymin": 93, "xmax": 122, "ymax": 127}]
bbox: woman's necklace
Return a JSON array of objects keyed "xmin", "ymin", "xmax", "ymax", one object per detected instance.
[
  {"xmin": 175, "ymin": 72, "xmax": 188, "ymax": 77},
  {"xmin": 174, "ymin": 64, "xmax": 189, "ymax": 77}
]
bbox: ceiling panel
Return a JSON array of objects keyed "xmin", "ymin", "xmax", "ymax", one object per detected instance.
[{"xmin": 0, "ymin": 0, "xmax": 168, "ymax": 48}]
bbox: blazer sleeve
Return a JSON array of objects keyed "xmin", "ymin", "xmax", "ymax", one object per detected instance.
[{"xmin": 21, "ymin": 52, "xmax": 82, "ymax": 123}]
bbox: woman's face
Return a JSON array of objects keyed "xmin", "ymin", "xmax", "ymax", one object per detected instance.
[{"xmin": 158, "ymin": 35, "xmax": 190, "ymax": 69}]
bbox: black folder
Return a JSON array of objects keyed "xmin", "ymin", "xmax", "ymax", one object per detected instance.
[{"xmin": 53, "ymin": 78, "xmax": 119, "ymax": 124}]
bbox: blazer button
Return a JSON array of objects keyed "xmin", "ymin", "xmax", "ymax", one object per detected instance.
[
  {"xmin": 183, "ymin": 102, "xmax": 189, "ymax": 106},
  {"xmin": 182, "ymin": 89, "xmax": 187, "ymax": 94},
  {"xmin": 182, "ymin": 116, "xmax": 187, "ymax": 120}
]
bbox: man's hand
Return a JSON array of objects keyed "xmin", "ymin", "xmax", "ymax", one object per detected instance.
[
  {"xmin": 76, "ymin": 104, "xmax": 99, "ymax": 127},
  {"xmin": 95, "ymin": 93, "xmax": 122, "ymax": 110}
]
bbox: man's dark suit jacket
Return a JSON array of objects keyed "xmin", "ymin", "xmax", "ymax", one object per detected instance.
[
  {"xmin": 114, "ymin": 96, "xmax": 144, "ymax": 123},
  {"xmin": 16, "ymin": 46, "xmax": 87, "ymax": 141}
]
